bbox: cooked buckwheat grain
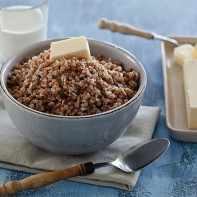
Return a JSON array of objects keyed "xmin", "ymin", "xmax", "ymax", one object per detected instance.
[{"xmin": 7, "ymin": 49, "xmax": 139, "ymax": 116}]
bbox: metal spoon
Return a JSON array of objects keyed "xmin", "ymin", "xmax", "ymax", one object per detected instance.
[
  {"xmin": 95, "ymin": 138, "xmax": 170, "ymax": 172},
  {"xmin": 0, "ymin": 138, "xmax": 170, "ymax": 196},
  {"xmin": 98, "ymin": 18, "xmax": 179, "ymax": 46}
]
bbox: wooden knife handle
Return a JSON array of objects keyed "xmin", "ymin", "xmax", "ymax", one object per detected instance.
[
  {"xmin": 0, "ymin": 162, "xmax": 94, "ymax": 196},
  {"xmin": 98, "ymin": 18, "xmax": 154, "ymax": 39}
]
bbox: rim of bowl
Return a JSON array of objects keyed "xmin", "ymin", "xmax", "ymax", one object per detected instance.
[{"xmin": 0, "ymin": 38, "xmax": 147, "ymax": 119}]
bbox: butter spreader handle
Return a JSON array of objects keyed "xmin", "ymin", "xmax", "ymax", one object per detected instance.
[{"xmin": 98, "ymin": 18, "xmax": 154, "ymax": 39}]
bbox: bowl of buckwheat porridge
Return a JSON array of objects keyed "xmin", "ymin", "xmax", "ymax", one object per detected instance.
[{"xmin": 0, "ymin": 38, "xmax": 146, "ymax": 155}]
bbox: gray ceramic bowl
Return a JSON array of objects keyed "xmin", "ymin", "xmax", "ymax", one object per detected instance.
[{"xmin": 0, "ymin": 38, "xmax": 146, "ymax": 155}]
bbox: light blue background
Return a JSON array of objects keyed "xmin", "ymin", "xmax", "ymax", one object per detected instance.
[{"xmin": 1, "ymin": 0, "xmax": 197, "ymax": 196}]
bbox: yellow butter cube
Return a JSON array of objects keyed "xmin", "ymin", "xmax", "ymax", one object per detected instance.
[
  {"xmin": 194, "ymin": 43, "xmax": 197, "ymax": 59},
  {"xmin": 50, "ymin": 36, "xmax": 91, "ymax": 62},
  {"xmin": 174, "ymin": 44, "xmax": 194, "ymax": 67}
]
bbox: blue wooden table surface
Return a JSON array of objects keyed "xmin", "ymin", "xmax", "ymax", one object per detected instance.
[{"xmin": 1, "ymin": 0, "xmax": 197, "ymax": 196}]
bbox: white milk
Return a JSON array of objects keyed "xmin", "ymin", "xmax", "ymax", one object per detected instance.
[{"xmin": 0, "ymin": 6, "xmax": 46, "ymax": 58}]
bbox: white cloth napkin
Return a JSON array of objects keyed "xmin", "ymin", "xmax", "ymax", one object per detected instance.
[{"xmin": 0, "ymin": 95, "xmax": 160, "ymax": 191}]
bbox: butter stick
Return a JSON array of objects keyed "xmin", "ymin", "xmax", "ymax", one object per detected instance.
[
  {"xmin": 50, "ymin": 36, "xmax": 91, "ymax": 62},
  {"xmin": 183, "ymin": 59, "xmax": 197, "ymax": 129}
]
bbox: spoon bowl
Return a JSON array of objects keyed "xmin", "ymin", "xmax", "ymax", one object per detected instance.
[{"xmin": 94, "ymin": 138, "xmax": 170, "ymax": 172}]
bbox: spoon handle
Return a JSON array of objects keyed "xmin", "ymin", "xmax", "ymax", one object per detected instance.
[
  {"xmin": 98, "ymin": 18, "xmax": 154, "ymax": 39},
  {"xmin": 0, "ymin": 162, "xmax": 94, "ymax": 196}
]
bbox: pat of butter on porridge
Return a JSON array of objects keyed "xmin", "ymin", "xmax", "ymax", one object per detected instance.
[{"xmin": 50, "ymin": 36, "xmax": 91, "ymax": 62}]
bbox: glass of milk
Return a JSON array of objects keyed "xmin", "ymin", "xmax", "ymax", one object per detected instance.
[{"xmin": 0, "ymin": 0, "xmax": 49, "ymax": 59}]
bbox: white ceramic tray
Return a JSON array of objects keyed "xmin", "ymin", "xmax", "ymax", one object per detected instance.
[{"xmin": 161, "ymin": 36, "xmax": 197, "ymax": 142}]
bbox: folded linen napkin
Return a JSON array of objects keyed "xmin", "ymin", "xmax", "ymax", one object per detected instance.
[{"xmin": 0, "ymin": 95, "xmax": 160, "ymax": 191}]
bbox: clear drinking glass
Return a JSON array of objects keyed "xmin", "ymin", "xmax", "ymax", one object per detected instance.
[{"xmin": 0, "ymin": 0, "xmax": 49, "ymax": 60}]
